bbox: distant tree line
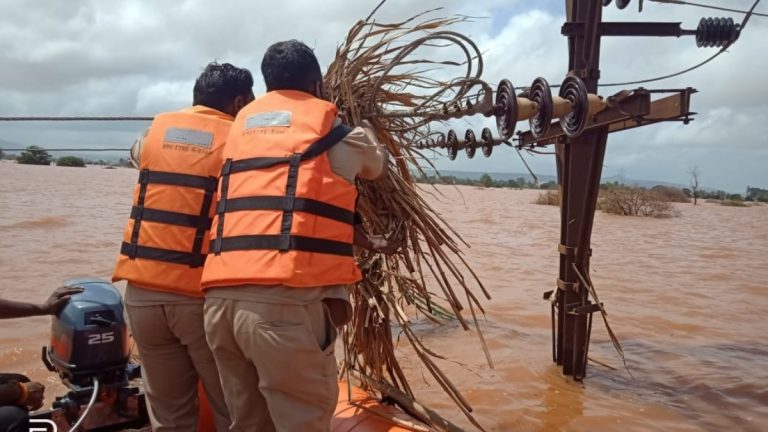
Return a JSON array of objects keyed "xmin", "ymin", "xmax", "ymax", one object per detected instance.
[
  {"xmin": 415, "ymin": 173, "xmax": 558, "ymax": 190},
  {"xmin": 415, "ymin": 172, "xmax": 767, "ymax": 205},
  {"xmin": 1, "ymin": 146, "xmax": 131, "ymax": 168},
  {"xmin": 535, "ymin": 183, "xmax": 685, "ymax": 218},
  {"xmin": 682, "ymin": 187, "xmax": 747, "ymax": 202},
  {"xmin": 4, "ymin": 147, "xmax": 768, "ymax": 203},
  {"xmin": 745, "ymin": 187, "xmax": 768, "ymax": 202}
]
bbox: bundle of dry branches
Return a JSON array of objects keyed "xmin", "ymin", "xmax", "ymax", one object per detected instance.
[{"xmin": 324, "ymin": 10, "xmax": 495, "ymax": 431}]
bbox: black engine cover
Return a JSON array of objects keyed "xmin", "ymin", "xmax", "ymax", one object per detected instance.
[{"xmin": 46, "ymin": 278, "xmax": 129, "ymax": 387}]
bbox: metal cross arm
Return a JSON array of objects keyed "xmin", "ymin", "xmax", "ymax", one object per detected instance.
[
  {"xmin": 562, "ymin": 21, "xmax": 696, "ymax": 37},
  {"xmin": 516, "ymin": 87, "xmax": 696, "ymax": 148},
  {"xmin": 608, "ymin": 87, "xmax": 697, "ymax": 133}
]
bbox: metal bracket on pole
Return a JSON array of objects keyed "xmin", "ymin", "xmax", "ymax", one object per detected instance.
[
  {"xmin": 518, "ymin": 88, "xmax": 695, "ymax": 148},
  {"xmin": 562, "ymin": 21, "xmax": 696, "ymax": 38}
]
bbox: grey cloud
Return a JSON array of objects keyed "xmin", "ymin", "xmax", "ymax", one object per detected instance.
[{"xmin": 0, "ymin": 0, "xmax": 765, "ymax": 192}]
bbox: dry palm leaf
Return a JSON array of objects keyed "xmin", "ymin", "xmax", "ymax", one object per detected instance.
[{"xmin": 325, "ymin": 10, "xmax": 494, "ymax": 432}]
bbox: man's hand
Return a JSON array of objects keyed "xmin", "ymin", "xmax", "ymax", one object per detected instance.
[
  {"xmin": 39, "ymin": 286, "xmax": 83, "ymax": 315},
  {"xmin": 25, "ymin": 382, "xmax": 45, "ymax": 410},
  {"xmin": 366, "ymin": 234, "xmax": 400, "ymax": 255}
]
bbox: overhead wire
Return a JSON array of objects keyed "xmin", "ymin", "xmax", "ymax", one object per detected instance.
[
  {"xmin": 0, "ymin": 116, "xmax": 151, "ymax": 121},
  {"xmin": 648, "ymin": 0, "xmax": 768, "ymax": 18},
  {"xmin": 0, "ymin": 118, "xmax": 142, "ymax": 153},
  {"xmin": 0, "ymin": 0, "xmax": 761, "ymax": 129},
  {"xmin": 1, "ymin": 148, "xmax": 130, "ymax": 152},
  {"xmin": 598, "ymin": 0, "xmax": 762, "ymax": 87}
]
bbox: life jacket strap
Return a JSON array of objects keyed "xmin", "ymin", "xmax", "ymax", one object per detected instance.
[
  {"xmin": 129, "ymin": 206, "xmax": 212, "ymax": 229},
  {"xmin": 211, "ymin": 235, "xmax": 353, "ymax": 257},
  {"xmin": 120, "ymin": 242, "xmax": 207, "ymax": 267},
  {"xmin": 215, "ymin": 196, "xmax": 355, "ymax": 225},
  {"xmin": 138, "ymin": 169, "xmax": 219, "ymax": 190}
]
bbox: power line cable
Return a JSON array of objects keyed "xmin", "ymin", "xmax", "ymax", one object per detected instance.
[
  {"xmin": 0, "ymin": 148, "xmax": 130, "ymax": 152},
  {"xmin": 0, "ymin": 1, "xmax": 762, "ymax": 115},
  {"xmin": 0, "ymin": 116, "xmax": 151, "ymax": 121},
  {"xmin": 598, "ymin": 0, "xmax": 761, "ymax": 87},
  {"xmin": 648, "ymin": 0, "xmax": 768, "ymax": 18}
]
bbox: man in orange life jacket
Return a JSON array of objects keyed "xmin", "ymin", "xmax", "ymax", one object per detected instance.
[
  {"xmin": 112, "ymin": 62, "xmax": 254, "ymax": 432},
  {"xmin": 201, "ymin": 41, "xmax": 395, "ymax": 431}
]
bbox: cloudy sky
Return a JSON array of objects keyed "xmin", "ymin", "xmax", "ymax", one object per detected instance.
[{"xmin": 0, "ymin": 0, "xmax": 765, "ymax": 192}]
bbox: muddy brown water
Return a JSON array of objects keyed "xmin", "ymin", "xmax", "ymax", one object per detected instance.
[{"xmin": 1, "ymin": 161, "xmax": 766, "ymax": 431}]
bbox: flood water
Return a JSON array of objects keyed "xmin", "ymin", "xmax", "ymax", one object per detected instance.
[{"xmin": 1, "ymin": 161, "xmax": 766, "ymax": 431}]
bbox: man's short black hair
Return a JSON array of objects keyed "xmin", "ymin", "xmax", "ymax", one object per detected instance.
[
  {"xmin": 261, "ymin": 40, "xmax": 323, "ymax": 92},
  {"xmin": 193, "ymin": 62, "xmax": 254, "ymax": 112}
]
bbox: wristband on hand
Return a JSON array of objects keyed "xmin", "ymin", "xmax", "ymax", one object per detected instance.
[{"xmin": 16, "ymin": 382, "xmax": 29, "ymax": 405}]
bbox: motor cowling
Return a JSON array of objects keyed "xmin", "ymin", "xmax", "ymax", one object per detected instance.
[{"xmin": 44, "ymin": 278, "xmax": 130, "ymax": 389}]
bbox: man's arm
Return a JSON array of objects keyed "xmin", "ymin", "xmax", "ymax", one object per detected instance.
[
  {"xmin": 353, "ymin": 223, "xmax": 400, "ymax": 255},
  {"xmin": 356, "ymin": 123, "xmax": 389, "ymax": 181},
  {"xmin": 0, "ymin": 286, "xmax": 83, "ymax": 320},
  {"xmin": 0, "ymin": 381, "xmax": 45, "ymax": 409},
  {"xmin": 0, "ymin": 382, "xmax": 23, "ymax": 406},
  {"xmin": 128, "ymin": 128, "xmax": 149, "ymax": 169},
  {"xmin": 328, "ymin": 121, "xmax": 389, "ymax": 183}
]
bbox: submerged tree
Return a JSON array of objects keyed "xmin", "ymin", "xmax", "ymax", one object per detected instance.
[
  {"xmin": 478, "ymin": 173, "xmax": 494, "ymax": 188},
  {"xmin": 57, "ymin": 156, "xmax": 86, "ymax": 167},
  {"xmin": 746, "ymin": 186, "xmax": 768, "ymax": 202},
  {"xmin": 17, "ymin": 146, "xmax": 52, "ymax": 166},
  {"xmin": 688, "ymin": 165, "xmax": 701, "ymax": 205}
]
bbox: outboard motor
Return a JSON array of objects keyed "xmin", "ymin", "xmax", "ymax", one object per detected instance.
[
  {"xmin": 44, "ymin": 278, "xmax": 130, "ymax": 389},
  {"xmin": 32, "ymin": 278, "xmax": 149, "ymax": 431}
]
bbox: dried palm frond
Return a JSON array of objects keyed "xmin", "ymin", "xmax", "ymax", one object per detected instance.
[{"xmin": 324, "ymin": 10, "xmax": 494, "ymax": 432}]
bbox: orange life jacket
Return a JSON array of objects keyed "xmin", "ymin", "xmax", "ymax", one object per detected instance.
[
  {"xmin": 112, "ymin": 106, "xmax": 233, "ymax": 297},
  {"xmin": 201, "ymin": 90, "xmax": 362, "ymax": 289}
]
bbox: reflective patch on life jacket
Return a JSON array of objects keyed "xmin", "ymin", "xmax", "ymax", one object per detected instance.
[
  {"xmin": 245, "ymin": 111, "xmax": 292, "ymax": 129},
  {"xmin": 164, "ymin": 127, "xmax": 214, "ymax": 148}
]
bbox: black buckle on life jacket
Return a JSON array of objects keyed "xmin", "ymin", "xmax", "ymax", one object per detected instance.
[
  {"xmin": 126, "ymin": 243, "xmax": 139, "ymax": 260},
  {"xmin": 138, "ymin": 169, "xmax": 150, "ymax": 185},
  {"xmin": 221, "ymin": 159, "xmax": 233, "ymax": 176}
]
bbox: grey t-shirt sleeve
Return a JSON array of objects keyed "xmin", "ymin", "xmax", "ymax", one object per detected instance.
[
  {"xmin": 327, "ymin": 122, "xmax": 388, "ymax": 183},
  {"xmin": 129, "ymin": 128, "xmax": 149, "ymax": 169}
]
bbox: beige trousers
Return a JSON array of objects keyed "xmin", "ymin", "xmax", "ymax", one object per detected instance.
[
  {"xmin": 126, "ymin": 302, "xmax": 231, "ymax": 432},
  {"xmin": 204, "ymin": 297, "xmax": 339, "ymax": 432}
]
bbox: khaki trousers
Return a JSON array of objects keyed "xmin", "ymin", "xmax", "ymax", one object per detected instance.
[
  {"xmin": 204, "ymin": 297, "xmax": 339, "ymax": 432},
  {"xmin": 126, "ymin": 302, "xmax": 231, "ymax": 432}
]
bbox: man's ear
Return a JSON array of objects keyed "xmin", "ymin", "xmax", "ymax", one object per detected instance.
[
  {"xmin": 315, "ymin": 81, "xmax": 327, "ymax": 100},
  {"xmin": 230, "ymin": 95, "xmax": 249, "ymax": 116}
]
